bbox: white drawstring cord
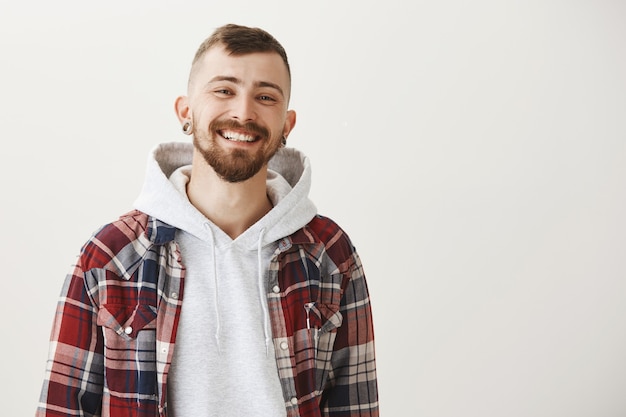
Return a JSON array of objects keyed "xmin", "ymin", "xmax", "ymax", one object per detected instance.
[{"xmin": 257, "ymin": 228, "xmax": 272, "ymax": 356}]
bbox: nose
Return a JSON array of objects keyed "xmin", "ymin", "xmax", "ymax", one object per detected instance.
[{"xmin": 230, "ymin": 94, "xmax": 256, "ymax": 122}]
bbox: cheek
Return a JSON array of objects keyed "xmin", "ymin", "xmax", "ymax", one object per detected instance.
[
  {"xmin": 193, "ymin": 112, "xmax": 218, "ymax": 133},
  {"xmin": 264, "ymin": 112, "xmax": 288, "ymax": 133},
  {"xmin": 192, "ymin": 99, "xmax": 222, "ymax": 121}
]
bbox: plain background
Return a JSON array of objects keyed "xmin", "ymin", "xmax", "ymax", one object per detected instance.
[{"xmin": 2, "ymin": 1, "xmax": 625, "ymax": 416}]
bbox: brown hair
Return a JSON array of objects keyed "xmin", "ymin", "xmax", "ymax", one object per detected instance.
[{"xmin": 191, "ymin": 23, "xmax": 290, "ymax": 79}]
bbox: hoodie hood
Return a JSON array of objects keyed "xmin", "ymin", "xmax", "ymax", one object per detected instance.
[
  {"xmin": 143, "ymin": 142, "xmax": 316, "ymax": 413},
  {"xmin": 132, "ymin": 141, "xmax": 318, "ymax": 247}
]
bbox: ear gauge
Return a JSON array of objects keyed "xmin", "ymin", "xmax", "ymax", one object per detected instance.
[
  {"xmin": 281, "ymin": 136, "xmax": 287, "ymax": 146},
  {"xmin": 182, "ymin": 121, "xmax": 193, "ymax": 135}
]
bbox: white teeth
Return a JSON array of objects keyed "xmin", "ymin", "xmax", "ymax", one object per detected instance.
[{"xmin": 222, "ymin": 130, "xmax": 256, "ymax": 142}]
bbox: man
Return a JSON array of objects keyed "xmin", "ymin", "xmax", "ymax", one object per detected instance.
[{"xmin": 36, "ymin": 23, "xmax": 378, "ymax": 417}]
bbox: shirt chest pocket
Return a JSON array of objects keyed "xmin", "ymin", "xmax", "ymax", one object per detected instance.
[
  {"xmin": 97, "ymin": 304, "xmax": 159, "ymax": 397},
  {"xmin": 302, "ymin": 302, "xmax": 343, "ymax": 392}
]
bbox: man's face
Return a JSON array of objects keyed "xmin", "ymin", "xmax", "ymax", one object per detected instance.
[{"xmin": 186, "ymin": 45, "xmax": 294, "ymax": 183}]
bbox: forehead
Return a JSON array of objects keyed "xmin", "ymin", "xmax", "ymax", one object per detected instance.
[{"xmin": 191, "ymin": 45, "xmax": 290, "ymax": 91}]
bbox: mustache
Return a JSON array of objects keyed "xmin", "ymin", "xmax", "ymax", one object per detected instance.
[{"xmin": 209, "ymin": 119, "xmax": 269, "ymax": 139}]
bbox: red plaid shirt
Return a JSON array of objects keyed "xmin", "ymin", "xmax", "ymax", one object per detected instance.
[{"xmin": 36, "ymin": 210, "xmax": 378, "ymax": 416}]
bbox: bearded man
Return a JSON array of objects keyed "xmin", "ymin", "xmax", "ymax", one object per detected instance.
[{"xmin": 37, "ymin": 23, "xmax": 379, "ymax": 417}]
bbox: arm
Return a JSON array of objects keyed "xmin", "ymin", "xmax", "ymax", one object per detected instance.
[
  {"xmin": 320, "ymin": 250, "xmax": 379, "ymax": 417},
  {"xmin": 36, "ymin": 260, "xmax": 104, "ymax": 417}
]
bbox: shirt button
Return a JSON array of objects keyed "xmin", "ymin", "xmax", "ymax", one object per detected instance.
[
  {"xmin": 124, "ymin": 326, "xmax": 133, "ymax": 335},
  {"xmin": 272, "ymin": 285, "xmax": 280, "ymax": 293},
  {"xmin": 280, "ymin": 341, "xmax": 289, "ymax": 350},
  {"xmin": 278, "ymin": 238, "xmax": 292, "ymax": 252},
  {"xmin": 290, "ymin": 397, "xmax": 298, "ymax": 405},
  {"xmin": 171, "ymin": 292, "xmax": 179, "ymax": 299}
]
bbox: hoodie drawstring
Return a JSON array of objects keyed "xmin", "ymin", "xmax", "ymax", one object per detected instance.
[
  {"xmin": 206, "ymin": 224, "xmax": 222, "ymax": 353},
  {"xmin": 257, "ymin": 228, "xmax": 272, "ymax": 356}
]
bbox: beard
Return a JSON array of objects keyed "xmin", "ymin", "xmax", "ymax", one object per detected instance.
[{"xmin": 192, "ymin": 118, "xmax": 281, "ymax": 183}]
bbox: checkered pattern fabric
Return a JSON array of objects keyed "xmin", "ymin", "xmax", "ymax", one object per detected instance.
[{"xmin": 37, "ymin": 210, "xmax": 378, "ymax": 416}]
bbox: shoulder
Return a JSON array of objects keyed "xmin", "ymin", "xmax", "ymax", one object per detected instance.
[
  {"xmin": 88, "ymin": 210, "xmax": 150, "ymax": 253},
  {"xmin": 79, "ymin": 210, "xmax": 175, "ymax": 271},
  {"xmin": 304, "ymin": 214, "xmax": 358, "ymax": 261}
]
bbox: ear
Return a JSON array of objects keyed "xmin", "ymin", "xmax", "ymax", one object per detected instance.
[
  {"xmin": 174, "ymin": 96, "xmax": 190, "ymax": 123},
  {"xmin": 282, "ymin": 110, "xmax": 297, "ymax": 138}
]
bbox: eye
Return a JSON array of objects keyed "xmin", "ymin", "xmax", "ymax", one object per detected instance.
[
  {"xmin": 258, "ymin": 95, "xmax": 276, "ymax": 102},
  {"xmin": 214, "ymin": 89, "xmax": 233, "ymax": 96}
]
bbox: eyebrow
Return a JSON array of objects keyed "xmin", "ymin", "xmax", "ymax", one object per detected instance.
[{"xmin": 207, "ymin": 76, "xmax": 285, "ymax": 98}]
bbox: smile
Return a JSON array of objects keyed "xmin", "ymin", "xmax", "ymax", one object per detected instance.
[{"xmin": 220, "ymin": 129, "xmax": 259, "ymax": 143}]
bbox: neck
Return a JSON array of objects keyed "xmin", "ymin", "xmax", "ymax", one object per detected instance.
[{"xmin": 187, "ymin": 151, "xmax": 272, "ymax": 240}]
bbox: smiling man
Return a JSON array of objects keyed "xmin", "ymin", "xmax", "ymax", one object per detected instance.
[{"xmin": 36, "ymin": 24, "xmax": 379, "ymax": 417}]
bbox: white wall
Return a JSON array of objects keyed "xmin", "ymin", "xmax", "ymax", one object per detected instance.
[{"xmin": 2, "ymin": 1, "xmax": 625, "ymax": 416}]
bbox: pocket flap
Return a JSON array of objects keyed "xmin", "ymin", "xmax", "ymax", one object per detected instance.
[{"xmin": 97, "ymin": 304, "xmax": 157, "ymax": 339}]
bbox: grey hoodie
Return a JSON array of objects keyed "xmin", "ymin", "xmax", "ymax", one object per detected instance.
[{"xmin": 133, "ymin": 142, "xmax": 317, "ymax": 416}]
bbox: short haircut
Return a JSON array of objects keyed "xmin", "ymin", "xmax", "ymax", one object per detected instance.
[{"xmin": 191, "ymin": 23, "xmax": 290, "ymax": 79}]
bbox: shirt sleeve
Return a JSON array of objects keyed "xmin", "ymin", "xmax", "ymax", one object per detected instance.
[
  {"xmin": 36, "ymin": 258, "xmax": 105, "ymax": 416},
  {"xmin": 320, "ymin": 249, "xmax": 379, "ymax": 417}
]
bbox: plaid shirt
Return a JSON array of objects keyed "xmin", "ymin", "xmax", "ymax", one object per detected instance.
[{"xmin": 37, "ymin": 210, "xmax": 378, "ymax": 417}]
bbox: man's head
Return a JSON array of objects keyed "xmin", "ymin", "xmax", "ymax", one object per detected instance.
[{"xmin": 175, "ymin": 24, "xmax": 296, "ymax": 183}]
